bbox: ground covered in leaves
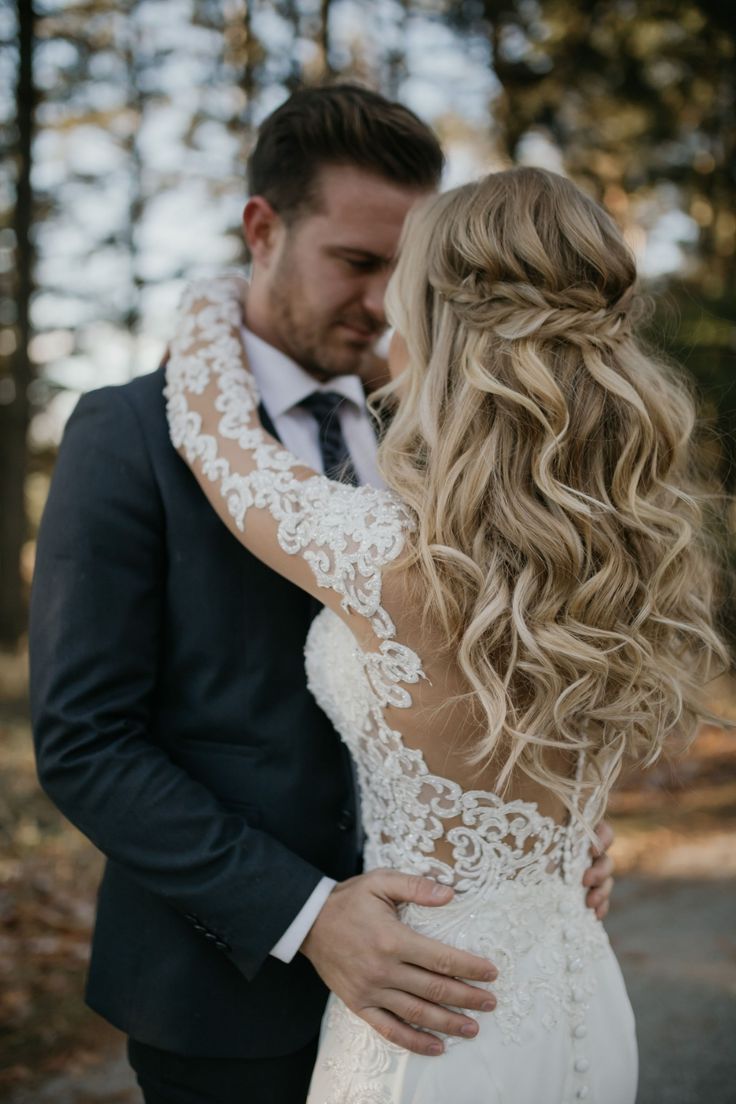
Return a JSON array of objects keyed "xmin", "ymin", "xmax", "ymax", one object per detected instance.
[
  {"xmin": 1, "ymin": 649, "xmax": 734, "ymax": 1099},
  {"xmin": 0, "ymin": 650, "xmax": 111, "ymax": 1095}
]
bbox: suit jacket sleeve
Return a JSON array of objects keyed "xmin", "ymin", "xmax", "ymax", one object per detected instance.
[{"xmin": 29, "ymin": 384, "xmax": 325, "ymax": 981}]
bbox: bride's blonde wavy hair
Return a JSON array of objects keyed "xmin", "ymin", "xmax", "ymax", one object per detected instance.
[{"xmin": 377, "ymin": 166, "xmax": 729, "ymax": 820}]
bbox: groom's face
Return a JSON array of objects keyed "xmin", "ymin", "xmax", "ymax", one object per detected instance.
[{"xmin": 249, "ymin": 165, "xmax": 432, "ymax": 379}]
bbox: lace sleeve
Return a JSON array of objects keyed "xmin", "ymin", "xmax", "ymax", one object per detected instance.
[{"xmin": 164, "ymin": 276, "xmax": 413, "ymax": 638}]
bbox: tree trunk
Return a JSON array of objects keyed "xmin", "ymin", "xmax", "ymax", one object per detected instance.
[
  {"xmin": 318, "ymin": 0, "xmax": 333, "ymax": 79},
  {"xmin": 283, "ymin": 0, "xmax": 302, "ymax": 91},
  {"xmin": 0, "ymin": 0, "xmax": 35, "ymax": 645},
  {"xmin": 120, "ymin": 0, "xmax": 143, "ymax": 379},
  {"xmin": 239, "ymin": 0, "xmax": 257, "ymax": 133}
]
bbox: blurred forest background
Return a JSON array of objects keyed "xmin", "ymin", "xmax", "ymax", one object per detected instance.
[
  {"xmin": 1, "ymin": 0, "xmax": 736, "ymax": 643},
  {"xmin": 1, "ymin": 0, "xmax": 735, "ymax": 1099}
]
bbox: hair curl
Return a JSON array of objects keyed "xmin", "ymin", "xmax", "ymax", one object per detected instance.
[{"xmin": 378, "ymin": 166, "xmax": 729, "ymax": 823}]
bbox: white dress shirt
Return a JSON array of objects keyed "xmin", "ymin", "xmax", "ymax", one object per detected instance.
[
  {"xmin": 241, "ymin": 325, "xmax": 381, "ymax": 963},
  {"xmin": 243, "ymin": 326, "xmax": 385, "ymax": 491}
]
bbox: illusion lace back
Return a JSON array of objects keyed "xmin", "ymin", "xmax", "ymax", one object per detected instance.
[
  {"xmin": 165, "ymin": 278, "xmax": 638, "ymax": 1104},
  {"xmin": 304, "ymin": 611, "xmax": 637, "ymax": 1104}
]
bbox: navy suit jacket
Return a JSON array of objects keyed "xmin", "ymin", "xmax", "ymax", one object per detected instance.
[{"xmin": 29, "ymin": 366, "xmax": 361, "ymax": 1058}]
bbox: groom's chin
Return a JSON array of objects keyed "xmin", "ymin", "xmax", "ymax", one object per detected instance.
[{"xmin": 314, "ymin": 342, "xmax": 371, "ymax": 379}]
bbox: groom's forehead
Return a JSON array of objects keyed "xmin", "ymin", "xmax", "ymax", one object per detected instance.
[
  {"xmin": 319, "ymin": 164, "xmax": 430, "ymax": 210},
  {"xmin": 302, "ymin": 164, "xmax": 433, "ymax": 242}
]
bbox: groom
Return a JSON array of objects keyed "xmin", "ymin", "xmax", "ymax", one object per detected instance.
[{"xmin": 30, "ymin": 85, "xmax": 615, "ymax": 1104}]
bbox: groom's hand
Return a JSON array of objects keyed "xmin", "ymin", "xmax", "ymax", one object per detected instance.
[
  {"xmin": 583, "ymin": 820, "xmax": 616, "ymax": 920},
  {"xmin": 300, "ymin": 869, "xmax": 497, "ymax": 1057}
]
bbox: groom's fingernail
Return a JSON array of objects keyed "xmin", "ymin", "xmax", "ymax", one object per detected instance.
[{"xmin": 431, "ymin": 884, "xmax": 450, "ymax": 899}]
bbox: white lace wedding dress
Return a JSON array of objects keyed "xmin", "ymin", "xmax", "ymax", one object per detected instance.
[{"xmin": 166, "ymin": 279, "xmax": 638, "ymax": 1104}]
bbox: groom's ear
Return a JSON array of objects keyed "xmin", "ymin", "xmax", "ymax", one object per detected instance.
[{"xmin": 242, "ymin": 196, "xmax": 283, "ymax": 268}]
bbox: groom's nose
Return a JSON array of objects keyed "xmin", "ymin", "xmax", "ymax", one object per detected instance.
[{"xmin": 361, "ymin": 271, "xmax": 389, "ymax": 328}]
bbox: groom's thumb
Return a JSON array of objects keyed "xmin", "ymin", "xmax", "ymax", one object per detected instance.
[{"xmin": 375, "ymin": 870, "xmax": 455, "ymax": 908}]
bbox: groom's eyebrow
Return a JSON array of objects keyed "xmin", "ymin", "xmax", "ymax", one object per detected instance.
[{"xmin": 327, "ymin": 245, "xmax": 394, "ymax": 266}]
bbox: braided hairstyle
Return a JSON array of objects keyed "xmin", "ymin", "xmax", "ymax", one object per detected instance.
[{"xmin": 377, "ymin": 166, "xmax": 728, "ymax": 822}]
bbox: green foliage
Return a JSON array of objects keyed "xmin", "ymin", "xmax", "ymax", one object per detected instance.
[{"xmin": 644, "ymin": 279, "xmax": 736, "ymax": 649}]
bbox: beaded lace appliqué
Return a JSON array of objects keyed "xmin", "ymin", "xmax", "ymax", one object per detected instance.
[
  {"xmin": 165, "ymin": 277, "xmax": 413, "ymax": 641},
  {"xmin": 166, "ymin": 279, "xmax": 610, "ymax": 1104}
]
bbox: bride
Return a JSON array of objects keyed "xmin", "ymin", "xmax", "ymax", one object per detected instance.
[{"xmin": 165, "ymin": 166, "xmax": 726, "ymax": 1104}]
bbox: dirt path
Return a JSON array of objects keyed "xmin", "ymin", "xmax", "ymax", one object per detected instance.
[
  {"xmin": 5, "ymin": 875, "xmax": 735, "ymax": 1104},
  {"xmin": 607, "ymin": 877, "xmax": 736, "ymax": 1104},
  {"xmin": 6, "ymin": 1055, "xmax": 135, "ymax": 1103}
]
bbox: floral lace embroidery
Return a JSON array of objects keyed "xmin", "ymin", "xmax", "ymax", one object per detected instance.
[
  {"xmin": 166, "ymin": 279, "xmax": 609, "ymax": 1104},
  {"xmin": 317, "ymin": 999, "xmax": 403, "ymax": 1104},
  {"xmin": 305, "ymin": 610, "xmax": 593, "ymax": 895},
  {"xmin": 165, "ymin": 277, "xmax": 414, "ymax": 642}
]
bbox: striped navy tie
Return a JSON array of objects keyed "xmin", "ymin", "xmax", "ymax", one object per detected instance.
[{"xmin": 298, "ymin": 391, "xmax": 360, "ymax": 486}]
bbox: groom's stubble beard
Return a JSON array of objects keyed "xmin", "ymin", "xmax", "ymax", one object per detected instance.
[{"xmin": 267, "ymin": 238, "xmax": 386, "ymax": 383}]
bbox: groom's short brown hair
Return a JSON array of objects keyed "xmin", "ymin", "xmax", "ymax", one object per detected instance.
[{"xmin": 248, "ymin": 84, "xmax": 444, "ymax": 222}]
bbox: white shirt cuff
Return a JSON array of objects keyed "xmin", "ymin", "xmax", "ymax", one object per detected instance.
[{"xmin": 270, "ymin": 876, "xmax": 337, "ymax": 964}]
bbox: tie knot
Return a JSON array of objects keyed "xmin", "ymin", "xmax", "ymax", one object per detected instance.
[{"xmin": 298, "ymin": 390, "xmax": 348, "ymax": 424}]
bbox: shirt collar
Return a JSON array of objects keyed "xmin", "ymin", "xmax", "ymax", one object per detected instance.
[{"xmin": 241, "ymin": 325, "xmax": 367, "ymax": 419}]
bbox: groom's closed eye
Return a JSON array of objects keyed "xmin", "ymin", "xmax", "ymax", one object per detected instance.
[
  {"xmin": 347, "ymin": 259, "xmax": 380, "ymax": 273},
  {"xmin": 329, "ymin": 248, "xmax": 393, "ymax": 274}
]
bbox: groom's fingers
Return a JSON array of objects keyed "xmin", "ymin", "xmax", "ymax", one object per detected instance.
[
  {"xmin": 371, "ymin": 869, "xmax": 498, "ymax": 981},
  {"xmin": 399, "ymin": 926, "xmax": 497, "ymax": 983},
  {"xmin": 300, "ymin": 869, "xmax": 497, "ymax": 1053},
  {"xmin": 590, "ymin": 819, "xmax": 614, "ymax": 857},
  {"xmin": 588, "ymin": 876, "xmax": 614, "ymax": 919},
  {"xmin": 360, "ymin": 1007, "xmax": 445, "ymax": 1056},
  {"xmin": 583, "ymin": 851, "xmax": 614, "ymax": 888},
  {"xmin": 374, "ymin": 870, "xmax": 456, "ymax": 908},
  {"xmin": 394, "ymin": 964, "xmax": 496, "ymax": 1014},
  {"xmin": 381, "ymin": 988, "xmax": 480, "ymax": 1040}
]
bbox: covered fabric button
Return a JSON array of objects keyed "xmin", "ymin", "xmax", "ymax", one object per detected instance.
[
  {"xmin": 576, "ymin": 1088, "xmax": 589, "ymax": 1100},
  {"xmin": 574, "ymin": 1024, "xmax": 588, "ymax": 1039},
  {"xmin": 574, "ymin": 1058, "xmax": 590, "ymax": 1073}
]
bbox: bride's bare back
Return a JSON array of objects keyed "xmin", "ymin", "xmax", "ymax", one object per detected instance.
[{"xmin": 358, "ymin": 565, "xmax": 574, "ymax": 856}]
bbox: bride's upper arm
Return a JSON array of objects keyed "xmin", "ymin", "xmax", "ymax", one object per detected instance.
[{"xmin": 164, "ymin": 278, "xmax": 411, "ymax": 631}]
